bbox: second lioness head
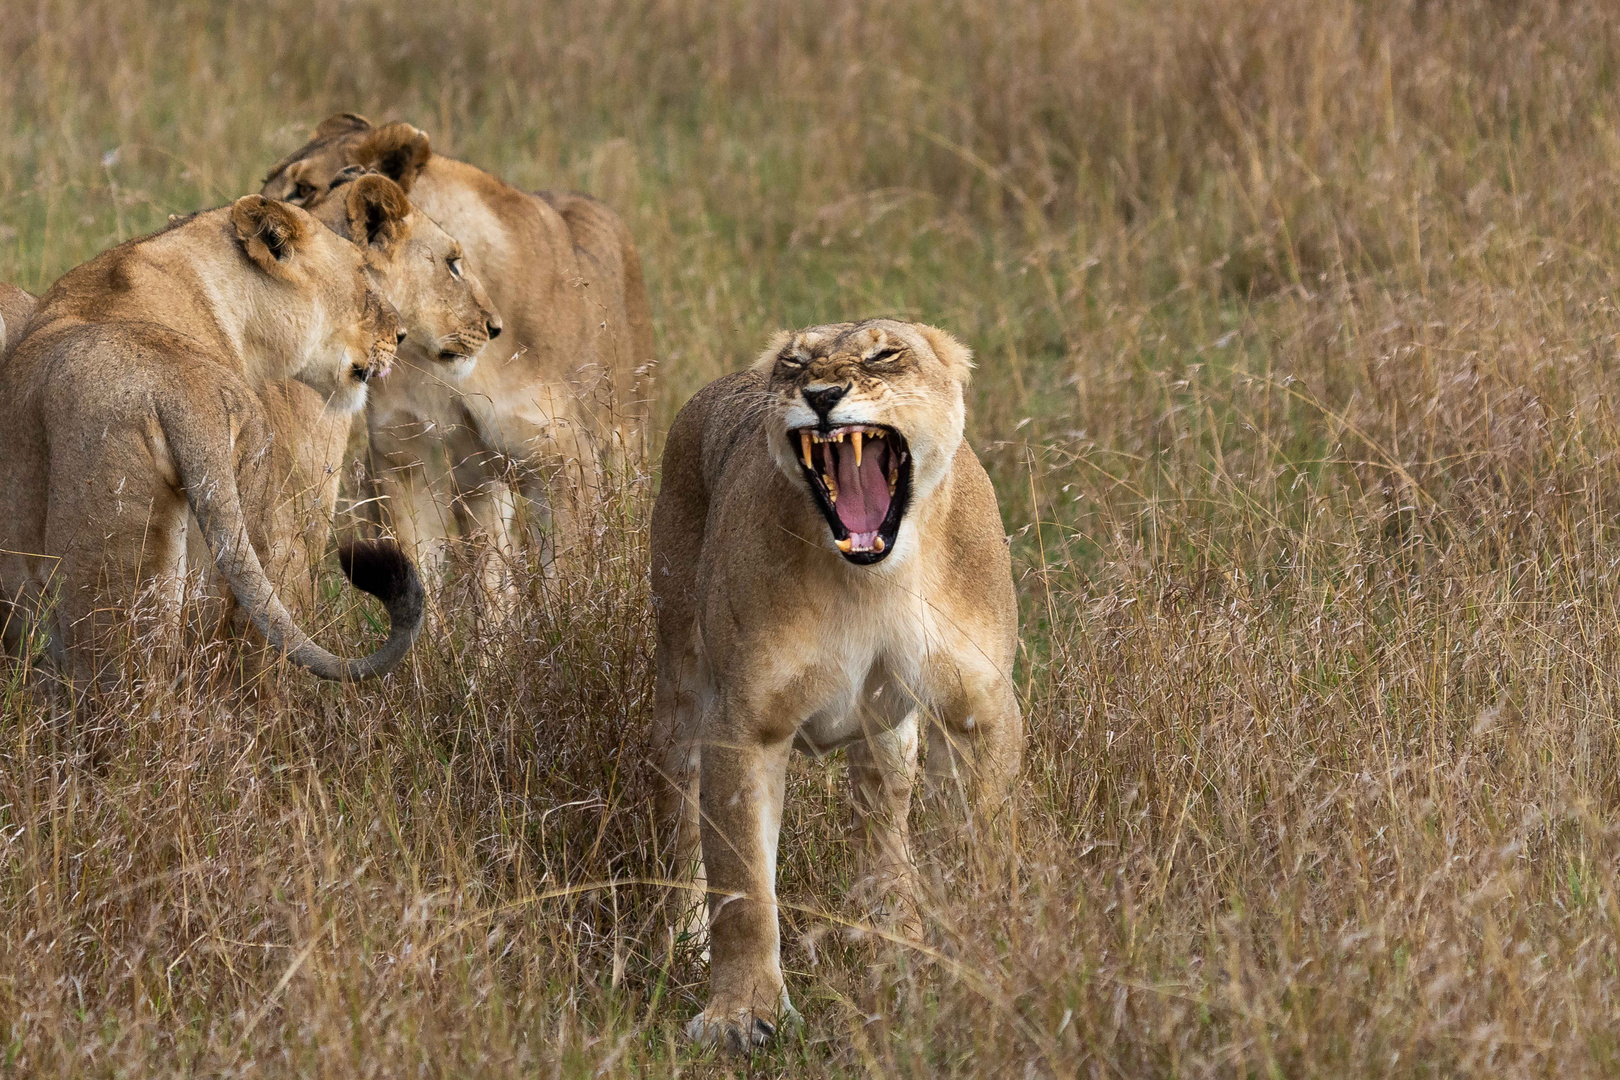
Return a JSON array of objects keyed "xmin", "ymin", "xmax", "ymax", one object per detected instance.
[
  {"xmin": 756, "ymin": 319, "xmax": 973, "ymax": 565},
  {"xmin": 302, "ymin": 168, "xmax": 500, "ymax": 380}
]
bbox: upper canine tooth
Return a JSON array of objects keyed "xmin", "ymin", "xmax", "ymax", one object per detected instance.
[
  {"xmin": 851, "ymin": 430, "xmax": 863, "ymax": 467},
  {"xmin": 800, "ymin": 430, "xmax": 814, "ymax": 469}
]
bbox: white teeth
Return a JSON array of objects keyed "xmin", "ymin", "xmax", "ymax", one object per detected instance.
[
  {"xmin": 852, "ymin": 430, "xmax": 863, "ymax": 467},
  {"xmin": 838, "ymin": 529, "xmax": 885, "ymax": 555}
]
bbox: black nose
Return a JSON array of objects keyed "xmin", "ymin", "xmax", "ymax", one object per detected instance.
[
  {"xmin": 486, "ymin": 320, "xmax": 502, "ymax": 340},
  {"xmin": 395, "ymin": 328, "xmax": 408, "ymax": 346},
  {"xmin": 802, "ymin": 383, "xmax": 848, "ymax": 420}
]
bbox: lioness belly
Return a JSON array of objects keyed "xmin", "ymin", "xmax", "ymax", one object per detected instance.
[{"xmin": 793, "ymin": 655, "xmax": 920, "ymax": 755}]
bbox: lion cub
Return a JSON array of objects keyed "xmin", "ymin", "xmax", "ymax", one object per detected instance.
[{"xmin": 651, "ymin": 319, "xmax": 1023, "ymax": 1050}]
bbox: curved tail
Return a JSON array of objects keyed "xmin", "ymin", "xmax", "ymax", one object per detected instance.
[{"xmin": 162, "ymin": 395, "xmax": 424, "ymax": 681}]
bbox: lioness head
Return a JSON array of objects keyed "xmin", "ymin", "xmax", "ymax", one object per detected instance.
[
  {"xmin": 303, "ymin": 168, "xmax": 501, "ymax": 379},
  {"xmin": 262, "ymin": 114, "xmax": 432, "ymax": 207},
  {"xmin": 228, "ymin": 194, "xmax": 401, "ymax": 413},
  {"xmin": 755, "ymin": 319, "xmax": 973, "ymax": 565}
]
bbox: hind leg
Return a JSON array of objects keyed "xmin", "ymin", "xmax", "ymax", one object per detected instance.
[{"xmin": 45, "ymin": 445, "xmax": 189, "ymax": 690}]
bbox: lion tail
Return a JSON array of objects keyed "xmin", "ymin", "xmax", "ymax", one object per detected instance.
[{"xmin": 158, "ymin": 392, "xmax": 424, "ymax": 682}]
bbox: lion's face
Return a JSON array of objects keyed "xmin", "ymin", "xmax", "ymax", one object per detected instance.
[
  {"xmin": 756, "ymin": 320, "xmax": 973, "ymax": 565},
  {"xmin": 306, "ymin": 172, "xmax": 501, "ymax": 381},
  {"xmin": 271, "ymin": 212, "xmax": 401, "ymax": 414}
]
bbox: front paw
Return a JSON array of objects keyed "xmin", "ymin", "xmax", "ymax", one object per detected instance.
[{"xmin": 685, "ymin": 1000, "xmax": 801, "ymax": 1053}]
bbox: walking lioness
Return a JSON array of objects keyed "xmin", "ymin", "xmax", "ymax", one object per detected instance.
[
  {"xmin": 651, "ymin": 319, "xmax": 1022, "ymax": 1051},
  {"xmin": 0, "ymin": 197, "xmax": 422, "ymax": 684}
]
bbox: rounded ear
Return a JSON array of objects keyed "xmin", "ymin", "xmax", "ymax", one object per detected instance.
[
  {"xmin": 314, "ymin": 112, "xmax": 373, "ymax": 138},
  {"xmin": 344, "ymin": 174, "xmax": 412, "ymax": 253},
  {"xmin": 230, "ymin": 195, "xmax": 311, "ymax": 277},
  {"xmin": 913, "ymin": 323, "xmax": 974, "ymax": 385},
  {"xmin": 751, "ymin": 329, "xmax": 798, "ymax": 374},
  {"xmin": 354, "ymin": 123, "xmax": 432, "ymax": 193}
]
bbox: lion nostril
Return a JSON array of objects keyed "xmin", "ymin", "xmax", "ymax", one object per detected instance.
[
  {"xmin": 802, "ymin": 383, "xmax": 849, "ymax": 419},
  {"xmin": 486, "ymin": 320, "xmax": 502, "ymax": 340}
]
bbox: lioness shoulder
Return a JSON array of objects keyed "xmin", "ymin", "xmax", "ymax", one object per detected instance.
[{"xmin": 650, "ymin": 319, "xmax": 1022, "ymax": 1052}]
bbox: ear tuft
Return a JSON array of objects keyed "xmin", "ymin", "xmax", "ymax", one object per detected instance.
[
  {"xmin": 314, "ymin": 112, "xmax": 373, "ymax": 138},
  {"xmin": 354, "ymin": 123, "xmax": 432, "ymax": 193},
  {"xmin": 913, "ymin": 324, "xmax": 974, "ymax": 385},
  {"xmin": 344, "ymin": 174, "xmax": 412, "ymax": 252},
  {"xmin": 751, "ymin": 330, "xmax": 798, "ymax": 374},
  {"xmin": 230, "ymin": 195, "xmax": 310, "ymax": 277}
]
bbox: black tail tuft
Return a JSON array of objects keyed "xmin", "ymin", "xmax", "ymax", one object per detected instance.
[{"xmin": 339, "ymin": 539, "xmax": 426, "ymax": 625}]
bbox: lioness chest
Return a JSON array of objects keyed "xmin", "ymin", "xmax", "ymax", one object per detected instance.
[{"xmin": 701, "ymin": 556, "xmax": 946, "ymax": 753}]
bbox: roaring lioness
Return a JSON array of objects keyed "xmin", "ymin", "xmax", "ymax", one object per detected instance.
[
  {"xmin": 188, "ymin": 169, "xmax": 502, "ymax": 619},
  {"xmin": 261, "ymin": 113, "xmax": 655, "ymax": 589},
  {"xmin": 651, "ymin": 319, "xmax": 1023, "ymax": 1050},
  {"xmin": 0, "ymin": 197, "xmax": 421, "ymax": 684}
]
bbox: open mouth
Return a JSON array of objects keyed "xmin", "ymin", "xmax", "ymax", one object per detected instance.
[
  {"xmin": 352, "ymin": 351, "xmax": 394, "ymax": 384},
  {"xmin": 791, "ymin": 424, "xmax": 912, "ymax": 564}
]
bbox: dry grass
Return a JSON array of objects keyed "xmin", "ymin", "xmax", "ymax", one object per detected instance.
[{"xmin": 7, "ymin": 0, "xmax": 1620, "ymax": 1074}]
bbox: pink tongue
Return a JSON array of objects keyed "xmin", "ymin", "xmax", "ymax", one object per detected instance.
[{"xmin": 832, "ymin": 442, "xmax": 892, "ymax": 534}]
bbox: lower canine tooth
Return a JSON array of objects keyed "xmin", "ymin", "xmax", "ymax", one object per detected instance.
[
  {"xmin": 836, "ymin": 538, "xmax": 852, "ymax": 552},
  {"xmin": 873, "ymin": 536, "xmax": 885, "ymax": 553}
]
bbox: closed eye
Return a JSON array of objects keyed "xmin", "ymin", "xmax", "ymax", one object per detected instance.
[{"xmin": 866, "ymin": 346, "xmax": 903, "ymax": 365}]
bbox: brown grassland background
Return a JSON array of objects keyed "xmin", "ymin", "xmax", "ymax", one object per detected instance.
[{"xmin": 7, "ymin": 0, "xmax": 1620, "ymax": 1074}]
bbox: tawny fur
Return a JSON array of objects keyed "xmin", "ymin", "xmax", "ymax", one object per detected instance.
[
  {"xmin": 650, "ymin": 319, "xmax": 1022, "ymax": 1052},
  {"xmin": 0, "ymin": 282, "xmax": 37, "ymax": 359},
  {"xmin": 0, "ymin": 199, "xmax": 420, "ymax": 684},
  {"xmin": 262, "ymin": 114, "xmax": 655, "ymax": 598}
]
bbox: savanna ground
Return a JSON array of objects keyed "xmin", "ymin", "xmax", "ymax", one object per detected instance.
[{"xmin": 6, "ymin": 0, "xmax": 1620, "ymax": 1075}]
